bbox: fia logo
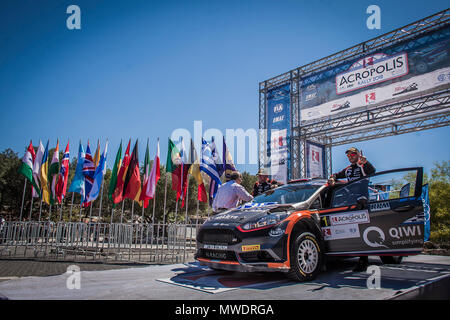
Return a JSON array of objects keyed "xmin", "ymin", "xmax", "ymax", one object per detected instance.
[{"xmin": 365, "ymin": 92, "xmax": 376, "ymax": 103}]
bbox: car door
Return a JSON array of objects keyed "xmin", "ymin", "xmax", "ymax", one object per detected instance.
[{"xmin": 320, "ymin": 167, "xmax": 424, "ymax": 256}]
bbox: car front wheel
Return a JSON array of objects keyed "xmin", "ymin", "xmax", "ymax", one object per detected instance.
[{"xmin": 287, "ymin": 232, "xmax": 323, "ymax": 282}]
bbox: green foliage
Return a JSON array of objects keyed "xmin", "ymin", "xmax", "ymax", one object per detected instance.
[{"xmin": 426, "ymin": 161, "xmax": 450, "ymax": 243}]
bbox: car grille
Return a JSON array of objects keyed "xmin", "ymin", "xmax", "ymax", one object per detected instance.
[
  {"xmin": 197, "ymin": 229, "xmax": 241, "ymax": 245},
  {"xmin": 198, "ymin": 249, "xmax": 238, "ymax": 261}
]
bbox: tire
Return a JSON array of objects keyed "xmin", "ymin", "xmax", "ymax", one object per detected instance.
[
  {"xmin": 380, "ymin": 256, "xmax": 403, "ymax": 264},
  {"xmin": 287, "ymin": 232, "xmax": 323, "ymax": 282}
]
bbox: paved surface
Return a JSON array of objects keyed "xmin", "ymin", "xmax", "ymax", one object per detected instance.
[
  {"xmin": 0, "ymin": 255, "xmax": 449, "ymax": 300},
  {"xmin": 0, "ymin": 258, "xmax": 149, "ymax": 280}
]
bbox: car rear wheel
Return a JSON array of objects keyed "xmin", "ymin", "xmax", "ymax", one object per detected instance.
[
  {"xmin": 380, "ymin": 256, "xmax": 403, "ymax": 264},
  {"xmin": 287, "ymin": 232, "xmax": 323, "ymax": 282}
]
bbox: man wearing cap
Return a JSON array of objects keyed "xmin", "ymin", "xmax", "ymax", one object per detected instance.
[
  {"xmin": 329, "ymin": 147, "xmax": 376, "ymax": 272},
  {"xmin": 212, "ymin": 171, "xmax": 253, "ymax": 214},
  {"xmin": 252, "ymin": 168, "xmax": 280, "ymax": 197},
  {"xmin": 328, "ymin": 147, "xmax": 376, "ymax": 184}
]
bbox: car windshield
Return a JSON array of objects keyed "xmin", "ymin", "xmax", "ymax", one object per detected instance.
[{"xmin": 252, "ymin": 184, "xmax": 321, "ymax": 204}]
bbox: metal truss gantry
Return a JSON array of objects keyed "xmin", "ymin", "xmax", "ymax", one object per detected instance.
[{"xmin": 259, "ymin": 9, "xmax": 450, "ymax": 180}]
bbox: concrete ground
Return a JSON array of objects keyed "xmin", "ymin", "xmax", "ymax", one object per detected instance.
[{"xmin": 0, "ymin": 254, "xmax": 449, "ymax": 300}]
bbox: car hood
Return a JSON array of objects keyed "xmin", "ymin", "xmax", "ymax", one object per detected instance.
[{"xmin": 203, "ymin": 202, "xmax": 306, "ymax": 227}]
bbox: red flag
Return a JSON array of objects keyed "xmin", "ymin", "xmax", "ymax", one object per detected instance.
[
  {"xmin": 123, "ymin": 139, "xmax": 141, "ymax": 203},
  {"xmin": 55, "ymin": 141, "xmax": 70, "ymax": 203},
  {"xmin": 140, "ymin": 139, "xmax": 160, "ymax": 208},
  {"xmin": 113, "ymin": 139, "xmax": 131, "ymax": 204}
]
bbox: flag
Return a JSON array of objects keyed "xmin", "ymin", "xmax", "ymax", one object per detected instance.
[
  {"xmin": 188, "ymin": 139, "xmax": 207, "ymax": 202},
  {"xmin": 123, "ymin": 139, "xmax": 141, "ymax": 204},
  {"xmin": 223, "ymin": 136, "xmax": 237, "ymax": 181},
  {"xmin": 40, "ymin": 140, "xmax": 50, "ymax": 204},
  {"xmin": 140, "ymin": 139, "xmax": 151, "ymax": 208},
  {"xmin": 82, "ymin": 141, "xmax": 95, "ymax": 207},
  {"xmin": 166, "ymin": 138, "xmax": 181, "ymax": 173},
  {"xmin": 113, "ymin": 139, "xmax": 131, "ymax": 204},
  {"xmin": 208, "ymin": 137, "xmax": 224, "ymax": 205},
  {"xmin": 147, "ymin": 139, "xmax": 161, "ymax": 200},
  {"xmin": 178, "ymin": 138, "xmax": 190, "ymax": 208},
  {"xmin": 93, "ymin": 139, "xmax": 101, "ymax": 167},
  {"xmin": 68, "ymin": 141, "xmax": 85, "ymax": 201},
  {"xmin": 108, "ymin": 141, "xmax": 122, "ymax": 205},
  {"xmin": 32, "ymin": 140, "xmax": 45, "ymax": 198},
  {"xmin": 200, "ymin": 138, "xmax": 221, "ymax": 204},
  {"xmin": 86, "ymin": 141, "xmax": 108, "ymax": 202},
  {"xmin": 18, "ymin": 141, "xmax": 40, "ymax": 195},
  {"xmin": 48, "ymin": 140, "xmax": 60, "ymax": 205},
  {"xmin": 55, "ymin": 141, "xmax": 70, "ymax": 203}
]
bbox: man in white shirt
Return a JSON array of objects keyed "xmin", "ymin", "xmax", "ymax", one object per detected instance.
[{"xmin": 212, "ymin": 172, "xmax": 253, "ymax": 213}]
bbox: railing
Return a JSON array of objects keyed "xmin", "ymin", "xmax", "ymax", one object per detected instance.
[{"xmin": 0, "ymin": 221, "xmax": 200, "ymax": 264}]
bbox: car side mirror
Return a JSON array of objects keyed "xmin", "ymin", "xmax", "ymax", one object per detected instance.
[{"xmin": 356, "ymin": 196, "xmax": 368, "ymax": 210}]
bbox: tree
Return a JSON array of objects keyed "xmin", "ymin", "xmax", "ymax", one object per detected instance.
[{"xmin": 427, "ymin": 161, "xmax": 450, "ymax": 243}]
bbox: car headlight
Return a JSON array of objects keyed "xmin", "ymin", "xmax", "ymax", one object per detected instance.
[{"xmin": 239, "ymin": 212, "xmax": 289, "ymax": 231}]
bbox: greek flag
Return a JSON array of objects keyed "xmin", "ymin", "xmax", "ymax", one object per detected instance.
[
  {"xmin": 421, "ymin": 184, "xmax": 431, "ymax": 242},
  {"xmin": 200, "ymin": 138, "xmax": 222, "ymax": 186}
]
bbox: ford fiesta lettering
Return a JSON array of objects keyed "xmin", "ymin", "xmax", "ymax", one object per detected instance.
[{"xmin": 195, "ymin": 167, "xmax": 425, "ymax": 281}]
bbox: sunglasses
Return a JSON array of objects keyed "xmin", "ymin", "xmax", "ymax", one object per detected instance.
[{"xmin": 347, "ymin": 152, "xmax": 358, "ymax": 157}]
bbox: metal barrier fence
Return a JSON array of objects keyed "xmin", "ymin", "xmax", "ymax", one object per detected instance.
[{"xmin": 0, "ymin": 221, "xmax": 200, "ymax": 264}]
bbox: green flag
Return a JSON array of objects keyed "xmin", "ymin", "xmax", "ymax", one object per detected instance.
[
  {"xmin": 109, "ymin": 141, "xmax": 123, "ymax": 206},
  {"xmin": 166, "ymin": 138, "xmax": 180, "ymax": 173}
]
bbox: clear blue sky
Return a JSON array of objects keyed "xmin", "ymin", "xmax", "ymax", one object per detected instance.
[{"xmin": 0, "ymin": 0, "xmax": 449, "ymax": 177}]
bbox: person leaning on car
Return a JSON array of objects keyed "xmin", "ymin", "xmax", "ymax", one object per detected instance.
[
  {"xmin": 252, "ymin": 168, "xmax": 280, "ymax": 197},
  {"xmin": 212, "ymin": 171, "xmax": 253, "ymax": 214},
  {"xmin": 328, "ymin": 147, "xmax": 376, "ymax": 272},
  {"xmin": 328, "ymin": 147, "xmax": 376, "ymax": 184}
]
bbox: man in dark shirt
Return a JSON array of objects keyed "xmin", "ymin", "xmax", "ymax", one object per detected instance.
[
  {"xmin": 252, "ymin": 168, "xmax": 279, "ymax": 197},
  {"xmin": 329, "ymin": 147, "xmax": 376, "ymax": 272},
  {"xmin": 329, "ymin": 147, "xmax": 376, "ymax": 183}
]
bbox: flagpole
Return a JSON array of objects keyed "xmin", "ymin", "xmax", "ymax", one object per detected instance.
[
  {"xmin": 120, "ymin": 200, "xmax": 125, "ymax": 223},
  {"xmin": 69, "ymin": 192, "xmax": 75, "ymax": 222},
  {"xmin": 161, "ymin": 172, "xmax": 168, "ymax": 259},
  {"xmin": 19, "ymin": 178, "xmax": 27, "ymax": 221},
  {"xmin": 38, "ymin": 199, "xmax": 43, "ymax": 222},
  {"xmin": 29, "ymin": 196, "xmax": 34, "ymax": 221},
  {"xmin": 98, "ymin": 179, "xmax": 105, "ymax": 220}
]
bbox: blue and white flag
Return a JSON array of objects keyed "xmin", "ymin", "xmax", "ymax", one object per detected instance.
[
  {"xmin": 68, "ymin": 141, "xmax": 85, "ymax": 199},
  {"xmin": 421, "ymin": 183, "xmax": 431, "ymax": 242},
  {"xmin": 86, "ymin": 141, "xmax": 108, "ymax": 203},
  {"xmin": 200, "ymin": 138, "xmax": 222, "ymax": 186}
]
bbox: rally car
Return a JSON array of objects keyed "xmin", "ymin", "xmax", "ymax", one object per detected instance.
[{"xmin": 195, "ymin": 167, "xmax": 425, "ymax": 281}]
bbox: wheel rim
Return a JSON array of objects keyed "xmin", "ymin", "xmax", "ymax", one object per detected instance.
[{"xmin": 297, "ymin": 239, "xmax": 319, "ymax": 274}]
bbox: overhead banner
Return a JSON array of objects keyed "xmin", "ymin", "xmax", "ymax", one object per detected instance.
[
  {"xmin": 305, "ymin": 141, "xmax": 326, "ymax": 178},
  {"xmin": 300, "ymin": 26, "xmax": 450, "ymax": 122},
  {"xmin": 266, "ymin": 83, "xmax": 290, "ymax": 184}
]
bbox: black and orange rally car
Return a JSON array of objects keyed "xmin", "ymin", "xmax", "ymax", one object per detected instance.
[{"xmin": 195, "ymin": 167, "xmax": 425, "ymax": 281}]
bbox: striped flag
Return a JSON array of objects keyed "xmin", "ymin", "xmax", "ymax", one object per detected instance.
[
  {"xmin": 188, "ymin": 139, "xmax": 207, "ymax": 202},
  {"xmin": 18, "ymin": 141, "xmax": 40, "ymax": 195},
  {"xmin": 40, "ymin": 141, "xmax": 50, "ymax": 204},
  {"xmin": 223, "ymin": 136, "xmax": 237, "ymax": 181},
  {"xmin": 48, "ymin": 140, "xmax": 60, "ymax": 205},
  {"xmin": 55, "ymin": 141, "xmax": 70, "ymax": 203},
  {"xmin": 108, "ymin": 141, "xmax": 122, "ymax": 206},
  {"xmin": 200, "ymin": 138, "xmax": 222, "ymax": 204},
  {"xmin": 32, "ymin": 140, "xmax": 45, "ymax": 198},
  {"xmin": 112, "ymin": 139, "xmax": 131, "ymax": 204},
  {"xmin": 82, "ymin": 142, "xmax": 95, "ymax": 207}
]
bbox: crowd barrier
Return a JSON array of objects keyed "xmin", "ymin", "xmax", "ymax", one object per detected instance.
[{"xmin": 0, "ymin": 221, "xmax": 200, "ymax": 264}]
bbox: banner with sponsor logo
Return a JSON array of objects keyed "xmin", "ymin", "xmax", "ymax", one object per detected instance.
[
  {"xmin": 267, "ymin": 84, "xmax": 291, "ymax": 184},
  {"xmin": 300, "ymin": 27, "xmax": 450, "ymax": 122},
  {"xmin": 305, "ymin": 141, "xmax": 326, "ymax": 178}
]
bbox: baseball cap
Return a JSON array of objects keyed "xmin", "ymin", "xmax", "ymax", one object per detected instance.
[
  {"xmin": 345, "ymin": 147, "xmax": 359, "ymax": 154},
  {"xmin": 256, "ymin": 168, "xmax": 270, "ymax": 176}
]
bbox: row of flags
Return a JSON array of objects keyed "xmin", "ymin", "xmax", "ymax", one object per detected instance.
[{"xmin": 18, "ymin": 136, "xmax": 237, "ymax": 211}]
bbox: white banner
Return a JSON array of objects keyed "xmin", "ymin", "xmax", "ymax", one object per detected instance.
[
  {"xmin": 302, "ymin": 66, "xmax": 450, "ymax": 122},
  {"xmin": 270, "ymin": 129, "xmax": 288, "ymax": 184}
]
